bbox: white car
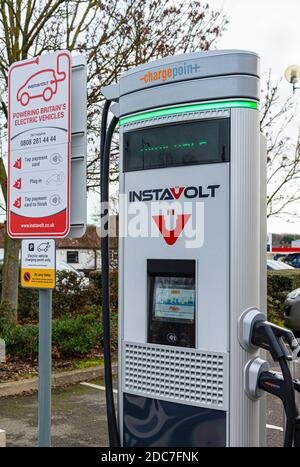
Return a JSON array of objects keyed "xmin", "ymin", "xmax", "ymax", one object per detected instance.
[{"xmin": 267, "ymin": 260, "xmax": 294, "ymax": 270}]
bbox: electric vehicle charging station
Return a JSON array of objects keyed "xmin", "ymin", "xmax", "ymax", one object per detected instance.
[{"xmin": 101, "ymin": 50, "xmax": 300, "ymax": 448}]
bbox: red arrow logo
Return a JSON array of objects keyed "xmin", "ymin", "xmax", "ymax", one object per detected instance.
[
  {"xmin": 13, "ymin": 197, "xmax": 21, "ymax": 209},
  {"xmin": 13, "ymin": 157, "xmax": 22, "ymax": 169},
  {"xmin": 13, "ymin": 178, "xmax": 21, "ymax": 189},
  {"xmin": 170, "ymin": 186, "xmax": 184, "ymax": 199},
  {"xmin": 152, "ymin": 213, "xmax": 191, "ymax": 245}
]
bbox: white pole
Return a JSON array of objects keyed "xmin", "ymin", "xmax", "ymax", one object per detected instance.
[{"xmin": 0, "ymin": 429, "xmax": 6, "ymax": 447}]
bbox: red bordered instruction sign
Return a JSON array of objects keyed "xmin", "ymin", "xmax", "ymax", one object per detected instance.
[{"xmin": 7, "ymin": 51, "xmax": 71, "ymax": 238}]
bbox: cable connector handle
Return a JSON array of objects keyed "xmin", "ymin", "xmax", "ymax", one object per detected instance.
[
  {"xmin": 244, "ymin": 357, "xmax": 269, "ymax": 400},
  {"xmin": 238, "ymin": 307, "xmax": 266, "ymax": 352},
  {"xmin": 238, "ymin": 307, "xmax": 300, "ymax": 361}
]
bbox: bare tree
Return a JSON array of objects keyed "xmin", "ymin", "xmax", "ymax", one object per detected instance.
[
  {"xmin": 260, "ymin": 70, "xmax": 300, "ymax": 219},
  {"xmin": 84, "ymin": 0, "xmax": 229, "ymax": 189},
  {"xmin": 0, "ymin": 0, "xmax": 228, "ymax": 320}
]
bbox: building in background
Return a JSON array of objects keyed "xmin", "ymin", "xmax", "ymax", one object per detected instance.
[
  {"xmin": 56, "ymin": 224, "xmax": 118, "ymax": 273},
  {"xmin": 0, "ymin": 223, "xmax": 118, "ymax": 274}
]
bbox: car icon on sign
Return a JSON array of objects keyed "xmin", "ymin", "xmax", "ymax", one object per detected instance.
[
  {"xmin": 37, "ymin": 242, "xmax": 51, "ymax": 253},
  {"xmin": 17, "ymin": 70, "xmax": 58, "ymax": 106},
  {"xmin": 16, "ymin": 53, "xmax": 68, "ymax": 107}
]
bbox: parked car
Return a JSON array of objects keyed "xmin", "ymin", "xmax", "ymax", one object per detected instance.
[
  {"xmin": 273, "ymin": 254, "xmax": 287, "ymax": 262},
  {"xmin": 284, "ymin": 289, "xmax": 300, "ymax": 336},
  {"xmin": 267, "ymin": 260, "xmax": 294, "ymax": 270},
  {"xmin": 289, "ymin": 255, "xmax": 300, "ymax": 269},
  {"xmin": 56, "ymin": 261, "xmax": 89, "ymax": 288},
  {"xmin": 276, "ymin": 253, "xmax": 300, "ymax": 268}
]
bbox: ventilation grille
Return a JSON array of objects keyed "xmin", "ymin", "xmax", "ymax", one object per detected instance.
[
  {"xmin": 122, "ymin": 109, "xmax": 230, "ymax": 131},
  {"xmin": 122, "ymin": 342, "xmax": 228, "ymax": 410}
]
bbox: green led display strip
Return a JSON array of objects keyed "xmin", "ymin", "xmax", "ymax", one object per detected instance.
[{"xmin": 119, "ymin": 100, "xmax": 258, "ymax": 126}]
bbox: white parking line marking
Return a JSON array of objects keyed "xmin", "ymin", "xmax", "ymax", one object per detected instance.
[
  {"xmin": 80, "ymin": 382, "xmax": 118, "ymax": 394},
  {"xmin": 80, "ymin": 382, "xmax": 286, "ymax": 431},
  {"xmin": 266, "ymin": 424, "xmax": 284, "ymax": 432}
]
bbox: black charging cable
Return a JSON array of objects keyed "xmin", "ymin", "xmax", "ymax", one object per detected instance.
[
  {"xmin": 100, "ymin": 100, "xmax": 111, "ymax": 174},
  {"xmin": 100, "ymin": 102, "xmax": 120, "ymax": 447},
  {"xmin": 259, "ymin": 367, "xmax": 298, "ymax": 447},
  {"xmin": 278, "ymin": 356, "xmax": 296, "ymax": 447},
  {"xmin": 252, "ymin": 319, "xmax": 298, "ymax": 447}
]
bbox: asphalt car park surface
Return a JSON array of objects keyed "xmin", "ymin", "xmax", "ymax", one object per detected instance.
[
  {"xmin": 0, "ymin": 380, "xmax": 110, "ymax": 447},
  {"xmin": 0, "ymin": 375, "xmax": 288, "ymax": 447}
]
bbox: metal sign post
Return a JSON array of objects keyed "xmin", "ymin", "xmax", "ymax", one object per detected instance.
[
  {"xmin": 8, "ymin": 50, "xmax": 87, "ymax": 448},
  {"xmin": 38, "ymin": 289, "xmax": 52, "ymax": 447},
  {"xmin": 21, "ymin": 237, "xmax": 56, "ymax": 447},
  {"xmin": 7, "ymin": 51, "xmax": 71, "ymax": 448}
]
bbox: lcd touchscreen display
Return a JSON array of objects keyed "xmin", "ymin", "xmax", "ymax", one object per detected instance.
[
  {"xmin": 123, "ymin": 118, "xmax": 230, "ymax": 172},
  {"xmin": 152, "ymin": 276, "xmax": 195, "ymax": 323}
]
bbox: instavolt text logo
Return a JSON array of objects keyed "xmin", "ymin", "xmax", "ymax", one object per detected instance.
[
  {"xmin": 139, "ymin": 61, "xmax": 201, "ymax": 84},
  {"xmin": 100, "ymin": 184, "xmax": 220, "ymax": 249}
]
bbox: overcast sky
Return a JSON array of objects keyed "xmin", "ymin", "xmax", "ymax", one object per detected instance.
[
  {"xmin": 208, "ymin": 0, "xmax": 300, "ymax": 79},
  {"xmin": 206, "ymin": 0, "xmax": 300, "ymax": 233}
]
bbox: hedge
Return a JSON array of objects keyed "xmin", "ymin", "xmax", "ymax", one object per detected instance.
[
  {"xmin": 0, "ymin": 311, "xmax": 118, "ymax": 359},
  {"xmin": 1, "ymin": 267, "xmax": 297, "ymax": 358},
  {"xmin": 0, "ymin": 269, "xmax": 118, "ymax": 320},
  {"xmin": 267, "ymin": 269, "xmax": 300, "ymax": 323},
  {"xmin": 1, "ymin": 270, "xmax": 99, "ymax": 321},
  {"xmin": 0, "ymin": 269, "xmax": 119, "ymax": 360},
  {"xmin": 15, "ymin": 269, "xmax": 118, "ymax": 320},
  {"xmin": 89, "ymin": 270, "xmax": 118, "ymax": 309}
]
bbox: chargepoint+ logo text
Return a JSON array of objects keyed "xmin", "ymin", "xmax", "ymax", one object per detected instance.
[{"xmin": 139, "ymin": 62, "xmax": 201, "ymax": 84}]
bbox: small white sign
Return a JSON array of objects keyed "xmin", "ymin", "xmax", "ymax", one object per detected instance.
[{"xmin": 21, "ymin": 239, "xmax": 56, "ymax": 289}]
